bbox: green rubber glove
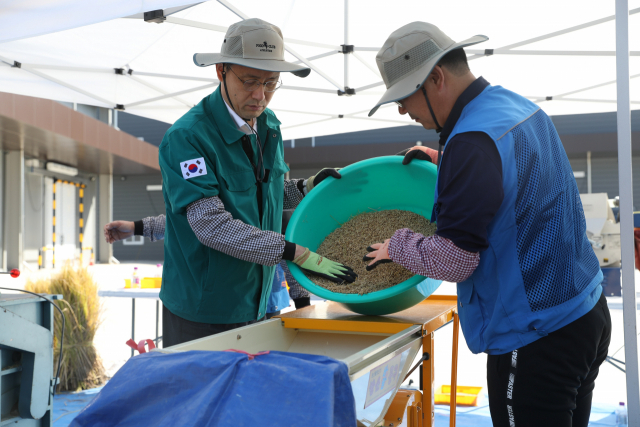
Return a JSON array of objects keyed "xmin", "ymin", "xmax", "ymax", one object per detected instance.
[
  {"xmin": 306, "ymin": 168, "xmax": 341, "ymax": 193},
  {"xmin": 293, "ymin": 248, "xmax": 357, "ymax": 283}
]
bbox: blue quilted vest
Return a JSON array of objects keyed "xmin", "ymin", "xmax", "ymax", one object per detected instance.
[{"xmin": 432, "ymin": 85, "xmax": 603, "ymax": 355}]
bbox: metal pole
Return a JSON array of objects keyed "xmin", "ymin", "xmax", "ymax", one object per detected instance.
[
  {"xmin": 79, "ymin": 184, "xmax": 84, "ymax": 265},
  {"xmin": 616, "ymin": 0, "xmax": 640, "ymax": 423},
  {"xmin": 131, "ymin": 299, "xmax": 136, "ymax": 358},
  {"xmin": 156, "ymin": 300, "xmax": 160, "ymax": 345},
  {"xmin": 449, "ymin": 312, "xmax": 460, "ymax": 427},
  {"xmin": 52, "ymin": 179, "xmax": 56, "ymax": 269},
  {"xmin": 344, "ymin": 0, "xmax": 349, "ymax": 90},
  {"xmin": 587, "ymin": 151, "xmax": 592, "ymax": 193}
]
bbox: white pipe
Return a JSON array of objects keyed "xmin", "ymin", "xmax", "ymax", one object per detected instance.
[
  {"xmin": 344, "ymin": 0, "xmax": 349, "ymax": 89},
  {"xmin": 616, "ymin": 0, "xmax": 640, "ymax": 424},
  {"xmin": 128, "ymin": 74, "xmax": 193, "ymax": 108},
  {"xmin": 125, "ymin": 83, "xmax": 217, "ymax": 108},
  {"xmin": 352, "ymin": 52, "xmax": 381, "ymax": 78},
  {"xmin": 466, "ymin": 49, "xmax": 640, "ymax": 56},
  {"xmin": 284, "ymin": 44, "xmax": 343, "ymax": 91},
  {"xmin": 292, "ymin": 51, "xmax": 340, "ymax": 65},
  {"xmin": 21, "ymin": 66, "xmax": 114, "ymax": 106},
  {"xmin": 132, "ymin": 71, "xmax": 218, "ymax": 83},
  {"xmin": 279, "ymin": 85, "xmax": 337, "ymax": 94},
  {"xmin": 468, "ymin": 6, "xmax": 640, "ymax": 61},
  {"xmin": 587, "ymin": 151, "xmax": 592, "ymax": 194}
]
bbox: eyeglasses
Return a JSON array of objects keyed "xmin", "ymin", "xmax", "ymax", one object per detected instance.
[
  {"xmin": 227, "ymin": 66, "xmax": 282, "ymax": 93},
  {"xmin": 394, "ymin": 100, "xmax": 405, "ymax": 108}
]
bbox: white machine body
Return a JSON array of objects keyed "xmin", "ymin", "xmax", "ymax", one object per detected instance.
[{"xmin": 580, "ymin": 193, "xmax": 621, "ymax": 267}]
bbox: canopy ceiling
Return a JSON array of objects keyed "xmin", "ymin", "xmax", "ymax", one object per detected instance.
[{"xmin": 0, "ymin": 0, "xmax": 639, "ymax": 141}]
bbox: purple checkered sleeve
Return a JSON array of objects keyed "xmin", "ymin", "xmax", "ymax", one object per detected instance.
[
  {"xmin": 187, "ymin": 196, "xmax": 286, "ymax": 266},
  {"xmin": 142, "ymin": 215, "xmax": 165, "ymax": 242},
  {"xmin": 284, "ymin": 179, "xmax": 305, "ymax": 209},
  {"xmin": 140, "ymin": 180, "xmax": 305, "ymax": 265},
  {"xmin": 388, "ymin": 229, "xmax": 480, "ymax": 283}
]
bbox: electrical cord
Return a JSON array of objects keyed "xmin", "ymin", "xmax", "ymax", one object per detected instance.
[{"xmin": 0, "ymin": 287, "xmax": 65, "ymax": 397}]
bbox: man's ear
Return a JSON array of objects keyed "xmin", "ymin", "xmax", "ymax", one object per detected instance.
[
  {"xmin": 215, "ymin": 63, "xmax": 225, "ymax": 81},
  {"xmin": 430, "ymin": 65, "xmax": 445, "ymax": 91}
]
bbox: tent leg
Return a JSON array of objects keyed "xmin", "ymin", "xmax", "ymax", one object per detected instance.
[
  {"xmin": 422, "ymin": 332, "xmax": 434, "ymax": 427},
  {"xmin": 616, "ymin": 0, "xmax": 640, "ymax": 423},
  {"xmin": 449, "ymin": 312, "xmax": 459, "ymax": 427},
  {"xmin": 344, "ymin": 0, "xmax": 349, "ymax": 90}
]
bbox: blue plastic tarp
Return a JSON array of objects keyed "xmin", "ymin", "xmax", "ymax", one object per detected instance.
[{"xmin": 70, "ymin": 350, "xmax": 356, "ymax": 427}]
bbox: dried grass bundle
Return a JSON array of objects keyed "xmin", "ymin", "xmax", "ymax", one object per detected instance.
[
  {"xmin": 26, "ymin": 264, "xmax": 107, "ymax": 392},
  {"xmin": 309, "ymin": 209, "xmax": 436, "ymax": 295}
]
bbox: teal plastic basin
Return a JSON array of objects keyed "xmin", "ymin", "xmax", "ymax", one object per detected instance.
[{"xmin": 285, "ymin": 156, "xmax": 442, "ymax": 315}]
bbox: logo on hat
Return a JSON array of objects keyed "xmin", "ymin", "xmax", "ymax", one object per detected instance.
[{"xmin": 256, "ymin": 40, "xmax": 276, "ymax": 52}]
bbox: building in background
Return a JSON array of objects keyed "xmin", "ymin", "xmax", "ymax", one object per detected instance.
[
  {"xmin": 282, "ymin": 110, "xmax": 640, "ymax": 206},
  {"xmin": 111, "ymin": 112, "xmax": 168, "ymax": 262},
  {"xmin": 0, "ymin": 91, "xmax": 160, "ymax": 271},
  {"xmin": 3, "ymin": 89, "xmax": 638, "ymax": 267}
]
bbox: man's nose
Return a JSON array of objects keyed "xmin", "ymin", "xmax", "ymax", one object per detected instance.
[
  {"xmin": 251, "ymin": 84, "xmax": 266, "ymax": 100},
  {"xmin": 398, "ymin": 105, "xmax": 408, "ymax": 115}
]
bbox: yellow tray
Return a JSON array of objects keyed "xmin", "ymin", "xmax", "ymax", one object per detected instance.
[
  {"xmin": 124, "ymin": 278, "xmax": 162, "ymax": 289},
  {"xmin": 434, "ymin": 385, "xmax": 483, "ymax": 407}
]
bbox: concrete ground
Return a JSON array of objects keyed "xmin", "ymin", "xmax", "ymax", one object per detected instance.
[{"xmin": 1, "ymin": 262, "xmax": 633, "ymax": 422}]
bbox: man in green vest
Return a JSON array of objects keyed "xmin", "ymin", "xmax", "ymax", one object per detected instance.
[{"xmin": 157, "ymin": 18, "xmax": 355, "ymax": 347}]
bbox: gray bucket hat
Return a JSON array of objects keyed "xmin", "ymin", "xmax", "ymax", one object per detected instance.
[
  {"xmin": 193, "ymin": 18, "xmax": 311, "ymax": 78},
  {"xmin": 369, "ymin": 22, "xmax": 488, "ymax": 116}
]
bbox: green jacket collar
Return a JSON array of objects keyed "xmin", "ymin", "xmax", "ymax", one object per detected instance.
[{"xmin": 207, "ymin": 87, "xmax": 282, "ymax": 145}]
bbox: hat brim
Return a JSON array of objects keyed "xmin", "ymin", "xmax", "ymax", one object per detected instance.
[
  {"xmin": 193, "ymin": 53, "xmax": 311, "ymax": 78},
  {"xmin": 368, "ymin": 35, "xmax": 488, "ymax": 117}
]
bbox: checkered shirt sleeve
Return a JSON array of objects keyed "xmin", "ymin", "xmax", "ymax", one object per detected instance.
[
  {"xmin": 280, "ymin": 260, "xmax": 310, "ymax": 299},
  {"xmin": 142, "ymin": 215, "xmax": 166, "ymax": 242},
  {"xmin": 388, "ymin": 229, "xmax": 480, "ymax": 283},
  {"xmin": 284, "ymin": 179, "xmax": 305, "ymax": 210},
  {"xmin": 186, "ymin": 196, "xmax": 286, "ymax": 266}
]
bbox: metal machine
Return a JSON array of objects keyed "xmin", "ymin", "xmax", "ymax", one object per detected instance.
[
  {"xmin": 159, "ymin": 295, "xmax": 460, "ymax": 427},
  {"xmin": 0, "ymin": 292, "xmax": 60, "ymax": 426},
  {"xmin": 580, "ymin": 193, "xmax": 621, "ymax": 267}
]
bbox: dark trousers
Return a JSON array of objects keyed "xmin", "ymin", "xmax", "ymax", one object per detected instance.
[
  {"xmin": 487, "ymin": 292, "xmax": 611, "ymax": 427},
  {"xmin": 162, "ymin": 306, "xmax": 262, "ymax": 348}
]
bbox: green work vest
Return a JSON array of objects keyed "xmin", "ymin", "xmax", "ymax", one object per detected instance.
[{"xmin": 158, "ymin": 87, "xmax": 289, "ymax": 324}]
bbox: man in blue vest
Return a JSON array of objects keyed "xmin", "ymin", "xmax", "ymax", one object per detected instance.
[{"xmin": 364, "ymin": 22, "xmax": 611, "ymax": 427}]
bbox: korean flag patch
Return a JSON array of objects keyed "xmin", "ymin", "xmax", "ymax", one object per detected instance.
[{"xmin": 180, "ymin": 157, "xmax": 207, "ymax": 179}]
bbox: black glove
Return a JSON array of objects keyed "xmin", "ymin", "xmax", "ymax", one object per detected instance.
[
  {"xmin": 306, "ymin": 168, "xmax": 341, "ymax": 192},
  {"xmin": 397, "ymin": 148, "xmax": 433, "ymax": 165},
  {"xmin": 362, "ymin": 245, "xmax": 393, "ymax": 271}
]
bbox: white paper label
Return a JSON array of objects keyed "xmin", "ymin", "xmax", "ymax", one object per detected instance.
[{"xmin": 364, "ymin": 353, "xmax": 403, "ymax": 409}]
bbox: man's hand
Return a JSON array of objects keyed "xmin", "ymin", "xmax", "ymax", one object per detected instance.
[
  {"xmin": 363, "ymin": 239, "xmax": 393, "ymax": 271},
  {"xmin": 104, "ymin": 221, "xmax": 135, "ymax": 244},
  {"xmin": 398, "ymin": 146, "xmax": 439, "ymax": 165},
  {"xmin": 306, "ymin": 168, "xmax": 341, "ymax": 193},
  {"xmin": 293, "ymin": 247, "xmax": 357, "ymax": 283}
]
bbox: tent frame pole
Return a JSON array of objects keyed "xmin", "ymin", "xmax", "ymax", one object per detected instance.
[
  {"xmin": 467, "ymin": 6, "xmax": 640, "ymax": 61},
  {"xmin": 124, "ymin": 83, "xmax": 217, "ymax": 108},
  {"xmin": 465, "ymin": 49, "xmax": 640, "ymax": 57},
  {"xmin": 344, "ymin": 0, "xmax": 349, "ymax": 91},
  {"xmin": 616, "ymin": 0, "xmax": 640, "ymax": 423}
]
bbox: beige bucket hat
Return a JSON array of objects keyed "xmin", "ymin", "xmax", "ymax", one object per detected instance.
[
  {"xmin": 369, "ymin": 22, "xmax": 488, "ymax": 116},
  {"xmin": 194, "ymin": 18, "xmax": 310, "ymax": 78}
]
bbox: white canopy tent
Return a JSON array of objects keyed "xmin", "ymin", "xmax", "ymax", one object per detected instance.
[
  {"xmin": 1, "ymin": 0, "xmax": 639, "ymax": 422},
  {"xmin": 0, "ymin": 0, "xmax": 638, "ymax": 140}
]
